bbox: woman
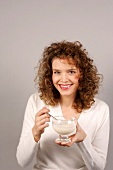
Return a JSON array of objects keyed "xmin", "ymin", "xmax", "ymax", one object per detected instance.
[{"xmin": 16, "ymin": 41, "xmax": 110, "ymax": 170}]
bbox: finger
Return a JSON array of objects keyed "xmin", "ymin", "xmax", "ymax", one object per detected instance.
[
  {"xmin": 69, "ymin": 134, "xmax": 76, "ymax": 138},
  {"xmin": 61, "ymin": 140, "xmax": 73, "ymax": 146},
  {"xmin": 55, "ymin": 139, "xmax": 72, "ymax": 147},
  {"xmin": 36, "ymin": 107, "xmax": 50, "ymax": 117},
  {"xmin": 36, "ymin": 113, "xmax": 50, "ymax": 122},
  {"xmin": 36, "ymin": 117, "xmax": 50, "ymax": 127},
  {"xmin": 40, "ymin": 122, "xmax": 49, "ymax": 129},
  {"xmin": 35, "ymin": 122, "xmax": 49, "ymax": 132},
  {"xmin": 41, "ymin": 129, "xmax": 44, "ymax": 133},
  {"xmin": 76, "ymin": 122, "xmax": 83, "ymax": 131},
  {"xmin": 55, "ymin": 141, "xmax": 65, "ymax": 146},
  {"xmin": 56, "ymin": 142, "xmax": 72, "ymax": 147}
]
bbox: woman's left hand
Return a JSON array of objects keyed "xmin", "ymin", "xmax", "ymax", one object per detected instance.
[{"xmin": 55, "ymin": 122, "xmax": 86, "ymax": 147}]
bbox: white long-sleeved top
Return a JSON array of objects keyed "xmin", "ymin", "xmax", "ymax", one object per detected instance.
[{"xmin": 16, "ymin": 93, "xmax": 110, "ymax": 170}]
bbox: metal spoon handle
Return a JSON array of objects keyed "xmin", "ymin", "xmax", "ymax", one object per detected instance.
[{"xmin": 47, "ymin": 113, "xmax": 58, "ymax": 120}]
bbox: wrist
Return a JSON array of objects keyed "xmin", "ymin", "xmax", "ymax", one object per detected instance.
[
  {"xmin": 75, "ymin": 133, "xmax": 87, "ymax": 143},
  {"xmin": 32, "ymin": 126, "xmax": 40, "ymax": 143}
]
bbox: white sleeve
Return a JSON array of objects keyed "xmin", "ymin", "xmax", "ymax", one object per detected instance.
[
  {"xmin": 16, "ymin": 95, "xmax": 38, "ymax": 167},
  {"xmin": 76, "ymin": 105, "xmax": 110, "ymax": 170}
]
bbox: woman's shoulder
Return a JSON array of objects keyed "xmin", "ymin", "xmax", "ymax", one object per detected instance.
[
  {"xmin": 28, "ymin": 92, "xmax": 47, "ymax": 110},
  {"xmin": 92, "ymin": 98, "xmax": 109, "ymax": 117},
  {"xmin": 84, "ymin": 98, "xmax": 109, "ymax": 114},
  {"xmin": 28, "ymin": 92, "xmax": 43, "ymax": 103},
  {"xmin": 29, "ymin": 92, "xmax": 40, "ymax": 101},
  {"xmin": 94, "ymin": 98, "xmax": 109, "ymax": 109}
]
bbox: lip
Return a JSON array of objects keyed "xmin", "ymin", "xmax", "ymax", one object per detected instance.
[{"xmin": 59, "ymin": 84, "xmax": 72, "ymax": 90}]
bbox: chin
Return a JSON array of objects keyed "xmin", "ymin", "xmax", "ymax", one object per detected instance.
[
  {"xmin": 56, "ymin": 87, "xmax": 76, "ymax": 96},
  {"xmin": 59, "ymin": 91, "xmax": 73, "ymax": 96}
]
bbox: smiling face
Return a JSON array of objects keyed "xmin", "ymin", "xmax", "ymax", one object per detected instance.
[{"xmin": 52, "ymin": 58, "xmax": 80, "ymax": 99}]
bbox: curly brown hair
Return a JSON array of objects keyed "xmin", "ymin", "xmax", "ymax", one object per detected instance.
[{"xmin": 34, "ymin": 41, "xmax": 102, "ymax": 113}]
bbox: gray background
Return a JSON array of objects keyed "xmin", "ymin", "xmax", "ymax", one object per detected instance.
[{"xmin": 0, "ymin": 0, "xmax": 113, "ymax": 170}]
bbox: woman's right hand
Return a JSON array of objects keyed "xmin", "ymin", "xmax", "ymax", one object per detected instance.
[{"xmin": 32, "ymin": 106, "xmax": 50, "ymax": 142}]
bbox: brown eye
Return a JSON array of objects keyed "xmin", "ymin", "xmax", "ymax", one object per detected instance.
[
  {"xmin": 68, "ymin": 70, "xmax": 76, "ymax": 75},
  {"xmin": 53, "ymin": 71, "xmax": 60, "ymax": 74}
]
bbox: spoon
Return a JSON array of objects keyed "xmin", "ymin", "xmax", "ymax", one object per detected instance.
[{"xmin": 47, "ymin": 113, "xmax": 58, "ymax": 120}]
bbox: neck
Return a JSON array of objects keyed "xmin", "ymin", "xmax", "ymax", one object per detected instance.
[{"xmin": 60, "ymin": 95, "xmax": 75, "ymax": 108}]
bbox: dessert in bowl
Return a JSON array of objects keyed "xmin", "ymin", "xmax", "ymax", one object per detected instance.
[{"xmin": 52, "ymin": 115, "xmax": 76, "ymax": 143}]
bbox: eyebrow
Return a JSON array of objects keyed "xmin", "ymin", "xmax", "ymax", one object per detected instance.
[{"xmin": 52, "ymin": 68, "xmax": 77, "ymax": 71}]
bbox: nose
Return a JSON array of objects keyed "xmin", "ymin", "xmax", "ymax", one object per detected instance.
[{"xmin": 61, "ymin": 73, "xmax": 68, "ymax": 82}]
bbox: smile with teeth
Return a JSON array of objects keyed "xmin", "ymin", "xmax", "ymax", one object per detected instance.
[{"xmin": 59, "ymin": 84, "xmax": 72, "ymax": 90}]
